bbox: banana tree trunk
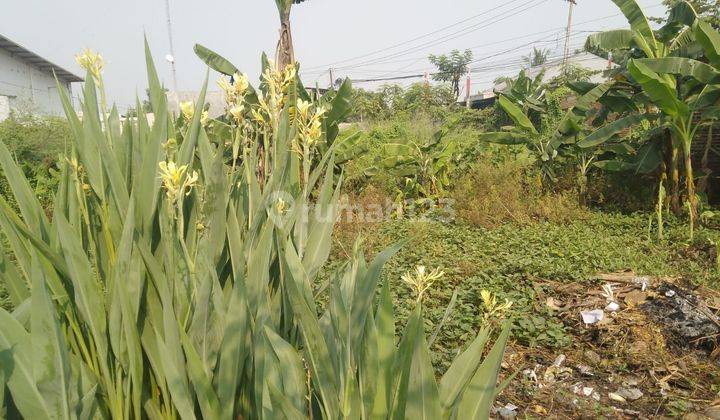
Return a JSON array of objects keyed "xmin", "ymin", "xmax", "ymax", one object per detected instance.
[
  {"xmin": 276, "ymin": 11, "xmax": 295, "ymax": 68},
  {"xmin": 670, "ymin": 139, "xmax": 681, "ymax": 215},
  {"xmin": 698, "ymin": 126, "xmax": 713, "ymax": 194},
  {"xmin": 683, "ymin": 140, "xmax": 697, "ymax": 222}
]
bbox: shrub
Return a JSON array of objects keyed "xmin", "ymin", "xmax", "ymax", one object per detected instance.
[
  {"xmin": 0, "ymin": 114, "xmax": 70, "ymax": 211},
  {"xmin": 452, "ymin": 161, "xmax": 587, "ymax": 228}
]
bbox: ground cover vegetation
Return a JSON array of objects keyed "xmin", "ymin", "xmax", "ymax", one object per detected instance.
[{"xmin": 1, "ymin": 0, "xmax": 720, "ymax": 418}]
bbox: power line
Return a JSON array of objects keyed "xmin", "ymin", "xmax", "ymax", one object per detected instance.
[
  {"xmin": 302, "ymin": 0, "xmax": 529, "ymax": 72},
  {"xmin": 349, "ymin": 47, "xmax": 592, "ymax": 84},
  {"xmin": 300, "ymin": 2, "xmax": 665, "ymax": 76},
  {"xmin": 331, "ymin": 0, "xmax": 551, "ymax": 71},
  {"xmin": 303, "ymin": 0, "xmax": 548, "ymax": 72}
]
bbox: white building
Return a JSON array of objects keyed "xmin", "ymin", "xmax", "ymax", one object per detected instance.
[
  {"xmin": 0, "ymin": 34, "xmax": 82, "ymax": 121},
  {"xmin": 464, "ymin": 52, "xmax": 614, "ymax": 108}
]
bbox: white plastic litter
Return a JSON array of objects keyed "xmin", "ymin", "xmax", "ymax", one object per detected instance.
[
  {"xmin": 581, "ymin": 309, "xmax": 605, "ymax": 324},
  {"xmin": 606, "ymin": 302, "xmax": 620, "ymax": 312},
  {"xmin": 608, "ymin": 392, "xmax": 626, "ymax": 402},
  {"xmin": 665, "ymin": 289, "xmax": 676, "ymax": 297}
]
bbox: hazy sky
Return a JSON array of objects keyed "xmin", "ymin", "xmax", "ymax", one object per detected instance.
[{"xmin": 5, "ymin": 0, "xmax": 663, "ymax": 110}]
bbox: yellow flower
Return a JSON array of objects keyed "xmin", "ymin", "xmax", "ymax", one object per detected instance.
[
  {"xmin": 296, "ymin": 99, "xmax": 312, "ymax": 119},
  {"xmin": 184, "ymin": 169, "xmax": 199, "ymax": 194},
  {"xmin": 229, "ymin": 104, "xmax": 244, "ymax": 123},
  {"xmin": 158, "ymin": 160, "xmax": 199, "ymax": 201},
  {"xmin": 75, "ymin": 48, "xmax": 104, "ymax": 78},
  {"xmin": 282, "ymin": 63, "xmax": 297, "ymax": 85},
  {"xmin": 401, "ymin": 265, "xmax": 445, "ymax": 302},
  {"xmin": 480, "ymin": 289, "xmax": 513, "ymax": 322},
  {"xmin": 234, "ymin": 72, "xmax": 249, "ymax": 94},
  {"xmin": 314, "ymin": 105, "xmax": 327, "ymax": 119},
  {"xmin": 180, "ymin": 101, "xmax": 195, "ymax": 121},
  {"xmin": 217, "ymin": 77, "xmax": 235, "ymax": 103},
  {"xmin": 200, "ymin": 110, "xmax": 209, "ymax": 126},
  {"xmin": 251, "ymin": 108, "xmax": 266, "ymax": 125},
  {"xmin": 307, "ymin": 119, "xmax": 322, "ymax": 144}
]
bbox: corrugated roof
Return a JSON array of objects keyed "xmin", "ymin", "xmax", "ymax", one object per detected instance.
[{"xmin": 0, "ymin": 34, "xmax": 83, "ymax": 83}]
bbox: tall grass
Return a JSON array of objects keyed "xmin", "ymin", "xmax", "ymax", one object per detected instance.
[{"xmin": 0, "ymin": 42, "xmax": 508, "ymax": 419}]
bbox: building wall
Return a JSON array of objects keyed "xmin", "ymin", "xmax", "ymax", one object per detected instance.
[{"xmin": 0, "ymin": 48, "xmax": 72, "ymax": 118}]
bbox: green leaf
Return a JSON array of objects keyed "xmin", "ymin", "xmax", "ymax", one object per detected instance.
[
  {"xmin": 282, "ymin": 238, "xmax": 339, "ymax": 419},
  {"xmin": 635, "ymin": 57, "xmax": 720, "ymax": 84},
  {"xmin": 193, "ymin": 44, "xmax": 239, "ymax": 76},
  {"xmin": 585, "ymin": 29, "xmax": 635, "ymax": 52},
  {"xmin": 439, "ymin": 327, "xmax": 492, "ymax": 410},
  {"xmin": 0, "ymin": 251, "xmax": 28, "ymax": 307},
  {"xmin": 145, "ymin": 37, "xmax": 168, "ymax": 115},
  {"xmin": 579, "ymin": 114, "xmax": 650, "ymax": 148},
  {"xmin": 404, "ymin": 309, "xmax": 441, "ymax": 420},
  {"xmin": 180, "ymin": 329, "xmax": 222, "ymax": 420},
  {"xmin": 477, "ymin": 132, "xmax": 528, "ymax": 145},
  {"xmin": 498, "ymin": 96, "xmax": 538, "ymax": 135},
  {"xmin": 611, "ymin": 0, "xmax": 656, "ymax": 51},
  {"xmin": 55, "ymin": 213, "xmax": 108, "ymax": 363},
  {"xmin": 264, "ymin": 327, "xmax": 306, "ymax": 414},
  {"xmin": 628, "ymin": 59, "xmax": 688, "ymax": 119},
  {"xmin": 694, "ymin": 19, "xmax": 720, "ymax": 66},
  {"xmin": 0, "ymin": 309, "xmax": 51, "ymax": 419},
  {"xmin": 456, "ymin": 324, "xmax": 510, "ymax": 419},
  {"xmin": 30, "ymin": 253, "xmax": 72, "ymax": 420},
  {"xmin": 371, "ymin": 277, "xmax": 396, "ymax": 419}
]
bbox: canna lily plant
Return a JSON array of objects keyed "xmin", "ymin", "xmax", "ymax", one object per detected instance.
[{"xmin": 0, "ymin": 40, "xmax": 510, "ymax": 419}]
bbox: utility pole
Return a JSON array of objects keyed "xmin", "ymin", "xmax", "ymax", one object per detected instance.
[
  {"xmin": 329, "ymin": 68, "xmax": 335, "ymax": 90},
  {"xmin": 164, "ymin": 0, "xmax": 178, "ymax": 93},
  {"xmin": 562, "ymin": 0, "xmax": 577, "ymax": 70}
]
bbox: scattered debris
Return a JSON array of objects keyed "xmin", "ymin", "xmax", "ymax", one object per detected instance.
[
  {"xmin": 615, "ymin": 387, "xmax": 643, "ymax": 401},
  {"xmin": 545, "ymin": 297, "xmax": 562, "ymax": 311},
  {"xmin": 580, "ymin": 309, "xmax": 604, "ymax": 324},
  {"xmin": 499, "ymin": 273, "xmax": 720, "ymax": 417},
  {"xmin": 643, "ymin": 282, "xmax": 720, "ymax": 352},
  {"xmin": 576, "ymin": 364, "xmax": 593, "ymax": 376},
  {"xmin": 605, "ymin": 301, "xmax": 620, "ymax": 312},
  {"xmin": 496, "ymin": 403, "xmax": 518, "ymax": 419},
  {"xmin": 543, "ymin": 354, "xmax": 572, "ymax": 383},
  {"xmin": 608, "ymin": 392, "xmax": 626, "ymax": 403},
  {"xmin": 624, "ymin": 290, "xmax": 647, "ymax": 307}
]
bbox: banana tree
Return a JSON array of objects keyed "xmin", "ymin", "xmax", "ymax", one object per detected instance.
[
  {"xmin": 626, "ymin": 18, "xmax": 720, "ymax": 230},
  {"xmin": 495, "ymin": 69, "xmax": 548, "ymax": 113},
  {"xmin": 479, "ymin": 81, "xmax": 614, "ymax": 185},
  {"xmin": 274, "ymin": 0, "xmax": 308, "ymax": 68},
  {"xmin": 371, "ymin": 135, "xmax": 457, "ymax": 198},
  {"xmin": 585, "ymin": 0, "xmax": 702, "ymax": 212}
]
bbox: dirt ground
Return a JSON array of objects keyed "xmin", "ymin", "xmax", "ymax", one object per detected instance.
[{"xmin": 495, "ymin": 272, "xmax": 720, "ymax": 419}]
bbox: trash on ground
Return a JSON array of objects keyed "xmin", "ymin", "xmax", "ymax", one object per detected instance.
[
  {"xmin": 615, "ymin": 387, "xmax": 643, "ymax": 401},
  {"xmin": 605, "ymin": 301, "xmax": 620, "ymax": 312},
  {"xmin": 580, "ymin": 309, "xmax": 604, "ymax": 324},
  {"xmin": 608, "ymin": 392, "xmax": 626, "ymax": 403}
]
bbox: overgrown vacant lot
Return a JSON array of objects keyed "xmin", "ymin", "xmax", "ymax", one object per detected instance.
[{"xmin": 326, "ymin": 213, "xmax": 720, "ymax": 417}]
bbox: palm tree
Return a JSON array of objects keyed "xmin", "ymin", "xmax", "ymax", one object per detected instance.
[
  {"xmin": 523, "ymin": 47, "xmax": 551, "ymax": 68},
  {"xmin": 274, "ymin": 0, "xmax": 308, "ymax": 67}
]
